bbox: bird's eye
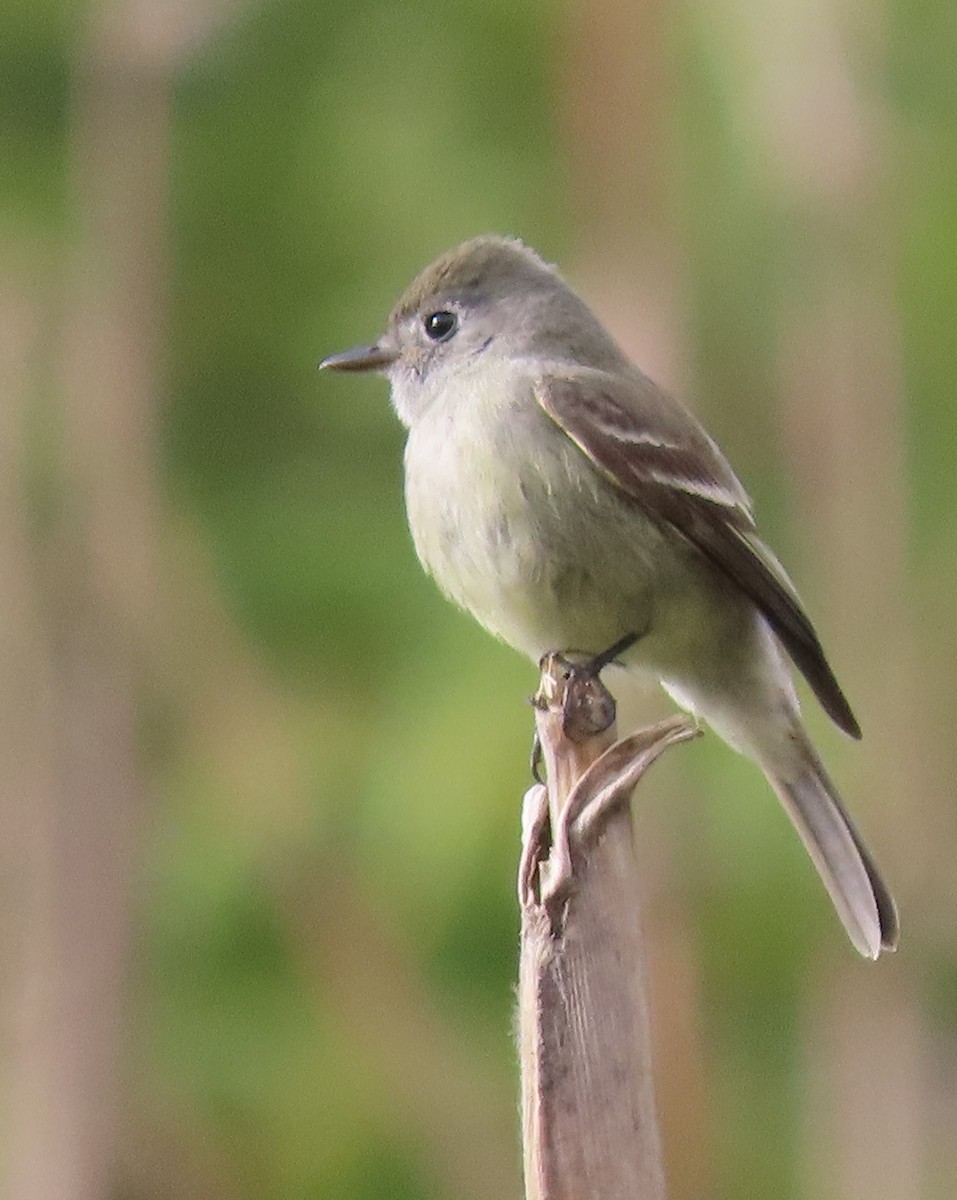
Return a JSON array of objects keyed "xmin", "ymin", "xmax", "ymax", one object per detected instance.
[{"xmin": 423, "ymin": 310, "xmax": 458, "ymax": 342}]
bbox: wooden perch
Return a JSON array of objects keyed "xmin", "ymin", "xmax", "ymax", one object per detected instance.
[{"xmin": 518, "ymin": 653, "xmax": 699, "ymax": 1200}]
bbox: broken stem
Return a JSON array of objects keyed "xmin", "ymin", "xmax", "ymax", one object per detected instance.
[{"xmin": 518, "ymin": 654, "xmax": 698, "ymax": 1200}]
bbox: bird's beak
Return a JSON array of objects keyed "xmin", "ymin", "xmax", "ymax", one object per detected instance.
[{"xmin": 318, "ymin": 342, "xmax": 398, "ymax": 372}]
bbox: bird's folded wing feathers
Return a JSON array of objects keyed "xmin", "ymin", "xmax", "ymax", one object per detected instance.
[{"xmin": 534, "ymin": 365, "xmax": 861, "ymax": 739}]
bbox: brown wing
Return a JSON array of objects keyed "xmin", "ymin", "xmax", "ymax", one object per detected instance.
[{"xmin": 534, "ymin": 366, "xmax": 861, "ymax": 739}]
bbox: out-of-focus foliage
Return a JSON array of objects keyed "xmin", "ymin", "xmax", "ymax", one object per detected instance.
[{"xmin": 2, "ymin": 1, "xmax": 955, "ymax": 1198}]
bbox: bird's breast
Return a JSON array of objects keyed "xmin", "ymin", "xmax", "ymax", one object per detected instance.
[
  {"xmin": 401, "ymin": 377, "xmax": 665, "ymax": 658},
  {"xmin": 403, "ymin": 395, "xmax": 539, "ymax": 641}
]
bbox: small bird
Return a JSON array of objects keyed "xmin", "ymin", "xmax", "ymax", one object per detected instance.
[{"xmin": 321, "ymin": 235, "xmax": 898, "ymax": 958}]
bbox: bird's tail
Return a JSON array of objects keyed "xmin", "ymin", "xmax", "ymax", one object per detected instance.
[{"xmin": 764, "ymin": 739, "xmax": 899, "ymax": 959}]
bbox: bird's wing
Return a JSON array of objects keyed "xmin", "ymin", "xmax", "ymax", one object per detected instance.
[{"xmin": 534, "ymin": 364, "xmax": 861, "ymax": 739}]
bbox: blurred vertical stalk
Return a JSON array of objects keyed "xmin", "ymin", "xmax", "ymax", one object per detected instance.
[
  {"xmin": 803, "ymin": 968, "xmax": 923, "ymax": 1200},
  {"xmin": 560, "ymin": 0, "xmax": 686, "ymax": 385},
  {"xmin": 3, "ymin": 1, "xmax": 245, "ymax": 1191},
  {"xmin": 711, "ymin": 0, "xmax": 927, "ymax": 1194},
  {"xmin": 1, "ymin": 3, "xmax": 175, "ymax": 1196}
]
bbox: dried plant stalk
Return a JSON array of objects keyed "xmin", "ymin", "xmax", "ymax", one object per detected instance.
[{"xmin": 519, "ymin": 654, "xmax": 698, "ymax": 1200}]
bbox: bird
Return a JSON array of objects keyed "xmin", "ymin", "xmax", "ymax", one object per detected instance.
[{"xmin": 321, "ymin": 234, "xmax": 898, "ymax": 958}]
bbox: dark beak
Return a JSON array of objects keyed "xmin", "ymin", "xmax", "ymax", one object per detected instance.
[{"xmin": 318, "ymin": 343, "xmax": 398, "ymax": 372}]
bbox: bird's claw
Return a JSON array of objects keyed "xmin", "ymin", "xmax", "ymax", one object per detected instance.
[{"xmin": 530, "ymin": 730, "xmax": 545, "ymax": 784}]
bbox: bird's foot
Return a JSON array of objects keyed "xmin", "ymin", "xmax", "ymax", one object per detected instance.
[
  {"xmin": 529, "ymin": 730, "xmax": 545, "ymax": 784},
  {"xmin": 532, "ymin": 631, "xmax": 640, "ymax": 752},
  {"xmin": 583, "ymin": 629, "xmax": 643, "ymax": 678}
]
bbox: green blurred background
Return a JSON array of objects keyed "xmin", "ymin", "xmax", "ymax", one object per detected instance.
[{"xmin": 1, "ymin": 0, "xmax": 955, "ymax": 1197}]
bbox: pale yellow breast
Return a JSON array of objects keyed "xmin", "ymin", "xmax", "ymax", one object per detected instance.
[{"xmin": 403, "ymin": 370, "xmax": 548, "ymax": 653}]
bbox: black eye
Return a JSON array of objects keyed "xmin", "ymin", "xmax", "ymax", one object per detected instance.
[{"xmin": 423, "ymin": 310, "xmax": 458, "ymax": 341}]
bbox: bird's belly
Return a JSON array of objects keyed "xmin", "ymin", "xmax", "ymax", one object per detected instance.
[{"xmin": 403, "ymin": 413, "xmax": 666, "ymax": 660}]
